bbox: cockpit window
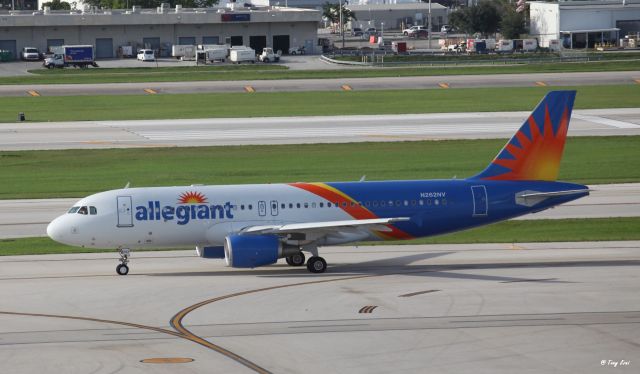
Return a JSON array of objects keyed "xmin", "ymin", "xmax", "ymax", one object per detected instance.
[
  {"xmin": 89, "ymin": 206, "xmax": 97, "ymax": 215},
  {"xmin": 68, "ymin": 206, "xmax": 80, "ymax": 214},
  {"xmin": 77, "ymin": 206, "xmax": 88, "ymax": 215}
]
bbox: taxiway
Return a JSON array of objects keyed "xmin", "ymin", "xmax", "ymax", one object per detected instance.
[
  {"xmin": 1, "ymin": 108, "xmax": 639, "ymax": 151},
  {"xmin": 0, "ymin": 242, "xmax": 638, "ymax": 373}
]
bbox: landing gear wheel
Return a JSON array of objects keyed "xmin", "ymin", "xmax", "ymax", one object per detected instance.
[
  {"xmin": 286, "ymin": 252, "xmax": 306, "ymax": 267},
  {"xmin": 117, "ymin": 248, "xmax": 130, "ymax": 275},
  {"xmin": 306, "ymin": 256, "xmax": 327, "ymax": 273},
  {"xmin": 116, "ymin": 264, "xmax": 129, "ymax": 275}
]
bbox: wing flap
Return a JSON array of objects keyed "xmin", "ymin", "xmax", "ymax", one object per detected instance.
[{"xmin": 241, "ymin": 217, "xmax": 410, "ymax": 235}]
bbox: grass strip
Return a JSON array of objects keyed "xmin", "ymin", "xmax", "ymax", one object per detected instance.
[
  {"xmin": 1, "ymin": 136, "xmax": 638, "ymax": 199},
  {"xmin": 0, "ymin": 60, "xmax": 637, "ymax": 85},
  {"xmin": 1, "ymin": 217, "xmax": 638, "ymax": 256},
  {"xmin": 1, "ymin": 85, "xmax": 639, "ymax": 123}
]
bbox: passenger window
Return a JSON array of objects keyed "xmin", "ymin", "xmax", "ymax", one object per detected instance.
[
  {"xmin": 319, "ymin": 202, "xmax": 324, "ymax": 208},
  {"xmin": 281, "ymin": 203, "xmax": 285, "ymax": 209},
  {"xmin": 248, "ymin": 204, "xmax": 253, "ymax": 210},
  {"xmin": 365, "ymin": 201, "xmax": 370, "ymax": 207},
  {"xmin": 304, "ymin": 202, "xmax": 309, "ymax": 208},
  {"xmin": 68, "ymin": 206, "xmax": 80, "ymax": 214},
  {"xmin": 241, "ymin": 205, "xmax": 245, "ymax": 210},
  {"xmin": 289, "ymin": 203, "xmax": 293, "ymax": 209},
  {"xmin": 89, "ymin": 206, "xmax": 97, "ymax": 215},
  {"xmin": 327, "ymin": 202, "xmax": 332, "ymax": 207},
  {"xmin": 312, "ymin": 202, "xmax": 316, "ymax": 208},
  {"xmin": 297, "ymin": 203, "xmax": 301, "ymax": 208},
  {"xmin": 78, "ymin": 206, "xmax": 88, "ymax": 215}
]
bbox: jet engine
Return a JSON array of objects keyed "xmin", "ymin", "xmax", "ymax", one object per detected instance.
[
  {"xmin": 195, "ymin": 246, "xmax": 225, "ymax": 258},
  {"xmin": 224, "ymin": 234, "xmax": 299, "ymax": 268}
]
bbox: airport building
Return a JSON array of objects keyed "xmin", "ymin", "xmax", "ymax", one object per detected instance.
[
  {"xmin": 529, "ymin": 0, "xmax": 640, "ymax": 48},
  {"xmin": 0, "ymin": 5, "xmax": 321, "ymax": 60},
  {"xmin": 346, "ymin": 3, "xmax": 449, "ymax": 31}
]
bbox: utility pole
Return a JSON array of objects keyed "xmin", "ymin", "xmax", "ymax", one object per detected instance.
[
  {"xmin": 339, "ymin": 0, "xmax": 345, "ymax": 49},
  {"xmin": 428, "ymin": 0, "xmax": 432, "ymax": 50}
]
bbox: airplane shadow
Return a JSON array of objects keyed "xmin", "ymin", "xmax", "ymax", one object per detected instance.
[{"xmin": 142, "ymin": 252, "xmax": 640, "ymax": 283}]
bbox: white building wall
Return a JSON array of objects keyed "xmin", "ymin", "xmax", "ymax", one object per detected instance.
[{"xmin": 529, "ymin": 2, "xmax": 560, "ymax": 46}]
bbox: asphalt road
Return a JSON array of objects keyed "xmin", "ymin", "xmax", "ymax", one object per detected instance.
[
  {"xmin": 0, "ymin": 70, "xmax": 639, "ymax": 97},
  {"xmin": 0, "ymin": 242, "xmax": 638, "ymax": 373},
  {"xmin": 1, "ymin": 183, "xmax": 637, "ymax": 239},
  {"xmin": 2, "ymin": 108, "xmax": 639, "ymax": 151}
]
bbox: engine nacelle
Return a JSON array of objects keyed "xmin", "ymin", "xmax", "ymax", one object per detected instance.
[
  {"xmin": 224, "ymin": 234, "xmax": 298, "ymax": 268},
  {"xmin": 195, "ymin": 245, "xmax": 225, "ymax": 258}
]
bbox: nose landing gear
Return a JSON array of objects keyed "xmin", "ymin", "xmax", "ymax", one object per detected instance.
[{"xmin": 116, "ymin": 248, "xmax": 130, "ymax": 275}]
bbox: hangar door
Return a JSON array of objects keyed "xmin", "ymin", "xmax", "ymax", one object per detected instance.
[
  {"xmin": 95, "ymin": 38, "xmax": 113, "ymax": 59},
  {"xmin": 178, "ymin": 37, "xmax": 196, "ymax": 45},
  {"xmin": 273, "ymin": 35, "xmax": 290, "ymax": 55},
  {"xmin": 249, "ymin": 36, "xmax": 266, "ymax": 54},
  {"xmin": 229, "ymin": 36, "xmax": 243, "ymax": 46},
  {"xmin": 0, "ymin": 40, "xmax": 17, "ymax": 60},
  {"xmin": 47, "ymin": 39, "xmax": 64, "ymax": 53},
  {"xmin": 142, "ymin": 37, "xmax": 160, "ymax": 51},
  {"xmin": 203, "ymin": 36, "xmax": 219, "ymax": 45}
]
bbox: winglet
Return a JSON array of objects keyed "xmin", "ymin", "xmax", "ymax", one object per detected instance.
[{"xmin": 470, "ymin": 90, "xmax": 576, "ymax": 181}]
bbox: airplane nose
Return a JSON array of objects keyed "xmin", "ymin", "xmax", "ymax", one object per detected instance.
[{"xmin": 47, "ymin": 216, "xmax": 65, "ymax": 243}]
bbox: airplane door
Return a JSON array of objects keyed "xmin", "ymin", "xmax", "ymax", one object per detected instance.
[
  {"xmin": 116, "ymin": 196, "xmax": 134, "ymax": 227},
  {"xmin": 471, "ymin": 185, "xmax": 488, "ymax": 216},
  {"xmin": 258, "ymin": 201, "xmax": 267, "ymax": 216},
  {"xmin": 270, "ymin": 200, "xmax": 279, "ymax": 216}
]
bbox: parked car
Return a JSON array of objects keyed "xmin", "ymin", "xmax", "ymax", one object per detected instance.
[
  {"xmin": 288, "ymin": 46, "xmax": 306, "ymax": 55},
  {"xmin": 21, "ymin": 47, "xmax": 41, "ymax": 61},
  {"xmin": 411, "ymin": 29, "xmax": 429, "ymax": 39},
  {"xmin": 351, "ymin": 27, "xmax": 363, "ymax": 37},
  {"xmin": 137, "ymin": 49, "xmax": 155, "ymax": 61},
  {"xmin": 441, "ymin": 25, "xmax": 453, "ymax": 33},
  {"xmin": 402, "ymin": 25, "xmax": 425, "ymax": 36},
  {"xmin": 364, "ymin": 28, "xmax": 377, "ymax": 37}
]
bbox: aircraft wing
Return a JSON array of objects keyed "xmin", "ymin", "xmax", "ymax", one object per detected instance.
[{"xmin": 240, "ymin": 217, "xmax": 410, "ymax": 235}]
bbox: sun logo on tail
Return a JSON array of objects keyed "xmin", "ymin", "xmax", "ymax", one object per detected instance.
[
  {"xmin": 487, "ymin": 105, "xmax": 569, "ymax": 181},
  {"xmin": 178, "ymin": 191, "xmax": 208, "ymax": 204}
]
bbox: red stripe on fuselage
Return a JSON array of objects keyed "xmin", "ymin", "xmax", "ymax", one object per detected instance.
[{"xmin": 288, "ymin": 182, "xmax": 414, "ymax": 240}]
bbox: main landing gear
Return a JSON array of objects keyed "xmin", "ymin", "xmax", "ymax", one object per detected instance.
[
  {"xmin": 116, "ymin": 248, "xmax": 130, "ymax": 275},
  {"xmin": 285, "ymin": 252, "xmax": 306, "ymax": 267},
  {"xmin": 306, "ymin": 256, "xmax": 327, "ymax": 273},
  {"xmin": 285, "ymin": 250, "xmax": 328, "ymax": 273}
]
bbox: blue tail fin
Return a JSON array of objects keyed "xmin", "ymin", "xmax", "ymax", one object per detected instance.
[{"xmin": 470, "ymin": 90, "xmax": 576, "ymax": 181}]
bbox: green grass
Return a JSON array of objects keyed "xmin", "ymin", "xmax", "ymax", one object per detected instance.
[
  {"xmin": 0, "ymin": 59, "xmax": 637, "ymax": 85},
  {"xmin": 1, "ymin": 85, "xmax": 639, "ymax": 122},
  {"xmin": 2, "ymin": 217, "xmax": 638, "ymax": 256},
  {"xmin": 1, "ymin": 136, "xmax": 638, "ymax": 199}
]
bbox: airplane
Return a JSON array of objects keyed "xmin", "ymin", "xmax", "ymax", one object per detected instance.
[{"xmin": 47, "ymin": 90, "xmax": 589, "ymax": 275}]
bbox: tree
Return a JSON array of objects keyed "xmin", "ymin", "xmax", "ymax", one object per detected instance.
[
  {"xmin": 500, "ymin": 7, "xmax": 526, "ymax": 39},
  {"xmin": 322, "ymin": 2, "xmax": 356, "ymax": 27},
  {"xmin": 42, "ymin": 0, "xmax": 71, "ymax": 10},
  {"xmin": 448, "ymin": 1, "xmax": 501, "ymax": 37}
]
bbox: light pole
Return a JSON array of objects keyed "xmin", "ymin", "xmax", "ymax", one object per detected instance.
[
  {"xmin": 339, "ymin": 0, "xmax": 345, "ymax": 49},
  {"xmin": 428, "ymin": 0, "xmax": 432, "ymax": 50}
]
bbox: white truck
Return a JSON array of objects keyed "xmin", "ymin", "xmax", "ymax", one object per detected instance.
[
  {"xmin": 43, "ymin": 45, "xmax": 98, "ymax": 68},
  {"xmin": 258, "ymin": 47, "xmax": 280, "ymax": 63},
  {"xmin": 171, "ymin": 44, "xmax": 196, "ymax": 60},
  {"xmin": 229, "ymin": 47, "xmax": 256, "ymax": 64}
]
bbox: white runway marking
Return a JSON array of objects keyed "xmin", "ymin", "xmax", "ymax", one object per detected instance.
[
  {"xmin": 135, "ymin": 123, "xmax": 523, "ymax": 141},
  {"xmin": 572, "ymin": 114, "xmax": 640, "ymax": 129}
]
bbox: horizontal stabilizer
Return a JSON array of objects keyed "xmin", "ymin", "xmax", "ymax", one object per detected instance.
[{"xmin": 518, "ymin": 189, "xmax": 591, "ymax": 198}]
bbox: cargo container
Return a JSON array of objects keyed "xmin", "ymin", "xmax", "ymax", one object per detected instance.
[
  {"xmin": 172, "ymin": 44, "xmax": 196, "ymax": 60},
  {"xmin": 229, "ymin": 47, "xmax": 256, "ymax": 63}
]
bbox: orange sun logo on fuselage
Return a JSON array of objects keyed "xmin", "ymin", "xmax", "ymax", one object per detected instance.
[{"xmin": 178, "ymin": 191, "xmax": 208, "ymax": 204}]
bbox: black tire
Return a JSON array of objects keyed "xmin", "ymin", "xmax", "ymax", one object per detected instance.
[
  {"xmin": 116, "ymin": 264, "xmax": 129, "ymax": 275},
  {"xmin": 306, "ymin": 256, "xmax": 327, "ymax": 273},
  {"xmin": 289, "ymin": 252, "xmax": 306, "ymax": 267},
  {"xmin": 285, "ymin": 257, "xmax": 293, "ymax": 266},
  {"xmin": 291, "ymin": 51, "xmax": 296, "ymax": 55},
  {"xmin": 263, "ymin": 58, "xmax": 269, "ymax": 63}
]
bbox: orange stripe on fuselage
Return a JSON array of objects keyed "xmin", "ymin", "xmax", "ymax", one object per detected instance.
[{"xmin": 288, "ymin": 182, "xmax": 413, "ymax": 240}]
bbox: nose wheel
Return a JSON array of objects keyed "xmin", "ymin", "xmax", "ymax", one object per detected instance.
[{"xmin": 117, "ymin": 248, "xmax": 130, "ymax": 275}]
